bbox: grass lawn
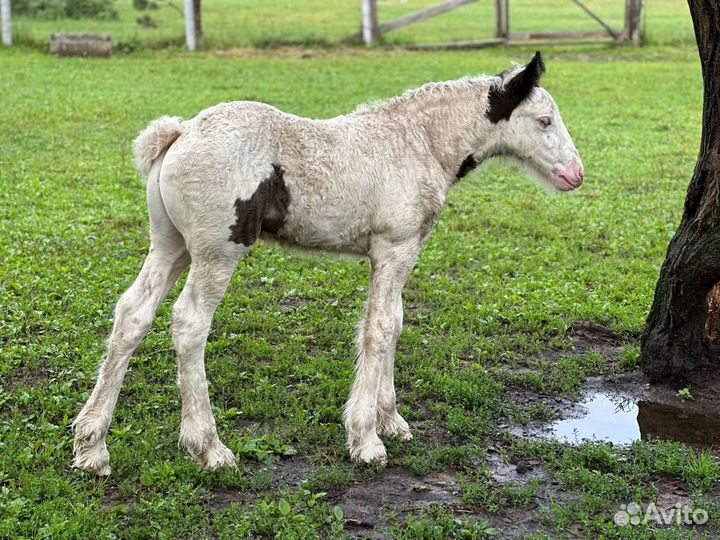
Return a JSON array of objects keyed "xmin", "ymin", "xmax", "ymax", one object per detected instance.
[{"xmin": 1, "ymin": 1, "xmax": 720, "ymax": 538}]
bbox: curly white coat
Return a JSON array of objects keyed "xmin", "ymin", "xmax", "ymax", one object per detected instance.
[{"xmin": 72, "ymin": 54, "xmax": 583, "ymax": 474}]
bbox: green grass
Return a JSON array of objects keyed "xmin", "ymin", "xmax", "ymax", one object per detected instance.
[
  {"xmin": 11, "ymin": 0, "xmax": 695, "ymax": 51},
  {"xmin": 1, "ymin": 3, "xmax": 719, "ymax": 537}
]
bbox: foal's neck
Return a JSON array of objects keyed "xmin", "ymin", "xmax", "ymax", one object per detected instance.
[{"xmin": 389, "ymin": 79, "xmax": 499, "ymax": 182}]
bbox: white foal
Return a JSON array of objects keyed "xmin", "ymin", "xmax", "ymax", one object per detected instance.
[{"xmin": 72, "ymin": 52, "xmax": 583, "ymax": 474}]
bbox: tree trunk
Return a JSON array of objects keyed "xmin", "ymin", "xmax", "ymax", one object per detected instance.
[{"xmin": 640, "ymin": 1, "xmax": 720, "ymax": 383}]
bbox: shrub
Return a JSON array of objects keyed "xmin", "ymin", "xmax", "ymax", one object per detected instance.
[{"xmin": 13, "ymin": 0, "xmax": 118, "ymax": 20}]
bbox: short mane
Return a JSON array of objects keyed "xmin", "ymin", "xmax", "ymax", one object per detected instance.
[{"xmin": 353, "ymin": 75, "xmax": 497, "ymax": 115}]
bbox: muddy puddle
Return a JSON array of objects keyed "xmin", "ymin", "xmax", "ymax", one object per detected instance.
[{"xmin": 535, "ymin": 391, "xmax": 720, "ymax": 448}]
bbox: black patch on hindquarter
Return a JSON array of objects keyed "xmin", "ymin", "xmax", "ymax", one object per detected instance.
[
  {"xmin": 486, "ymin": 51, "xmax": 546, "ymax": 124},
  {"xmin": 228, "ymin": 164, "xmax": 291, "ymax": 246},
  {"xmin": 455, "ymin": 155, "xmax": 478, "ymax": 180}
]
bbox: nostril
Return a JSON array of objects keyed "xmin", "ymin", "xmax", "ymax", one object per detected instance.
[{"xmin": 572, "ymin": 160, "xmax": 585, "ymax": 182}]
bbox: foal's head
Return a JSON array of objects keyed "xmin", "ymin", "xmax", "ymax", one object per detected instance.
[{"xmin": 485, "ymin": 52, "xmax": 584, "ymax": 192}]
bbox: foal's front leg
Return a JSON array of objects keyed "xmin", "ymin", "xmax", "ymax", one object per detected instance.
[
  {"xmin": 344, "ymin": 238, "xmax": 418, "ymax": 463},
  {"xmin": 376, "ymin": 294, "xmax": 412, "ymax": 441}
]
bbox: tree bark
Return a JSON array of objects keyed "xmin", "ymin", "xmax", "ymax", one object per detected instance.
[
  {"xmin": 640, "ymin": 1, "xmax": 720, "ymax": 383},
  {"xmin": 706, "ymin": 283, "xmax": 720, "ymax": 343}
]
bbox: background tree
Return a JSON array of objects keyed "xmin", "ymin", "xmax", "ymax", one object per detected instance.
[{"xmin": 641, "ymin": 1, "xmax": 720, "ymax": 383}]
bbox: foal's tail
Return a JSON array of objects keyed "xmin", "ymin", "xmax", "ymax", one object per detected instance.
[{"xmin": 133, "ymin": 116, "xmax": 183, "ymax": 182}]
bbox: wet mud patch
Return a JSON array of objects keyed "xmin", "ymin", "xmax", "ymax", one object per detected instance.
[
  {"xmin": 211, "ymin": 486, "xmax": 248, "ymax": 510},
  {"xmin": 101, "ymin": 482, "xmax": 138, "ymax": 511},
  {"xmin": 485, "ymin": 448, "xmax": 548, "ymax": 486},
  {"xmin": 463, "ymin": 452, "xmax": 572, "ymax": 540},
  {"xmin": 406, "ymin": 417, "xmax": 454, "ymax": 447},
  {"xmin": 269, "ymin": 455, "xmax": 315, "ymax": 490},
  {"xmin": 335, "ymin": 466, "xmax": 460, "ymax": 537},
  {"xmin": 327, "ymin": 456, "xmax": 559, "ymax": 539},
  {"xmin": 210, "ymin": 456, "xmax": 314, "ymax": 509},
  {"xmin": 208, "ymin": 457, "xmax": 556, "ymax": 538},
  {"xmin": 653, "ymin": 479, "xmax": 694, "ymax": 511},
  {"xmin": 563, "ymin": 320, "xmax": 629, "ymax": 362},
  {"xmin": 568, "ymin": 320, "xmax": 624, "ymax": 346},
  {"xmin": 4, "ymin": 362, "xmax": 50, "ymax": 393},
  {"xmin": 279, "ymin": 295, "xmax": 311, "ymax": 313}
]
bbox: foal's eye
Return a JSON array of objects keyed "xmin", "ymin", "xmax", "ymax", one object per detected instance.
[{"xmin": 538, "ymin": 116, "xmax": 552, "ymax": 128}]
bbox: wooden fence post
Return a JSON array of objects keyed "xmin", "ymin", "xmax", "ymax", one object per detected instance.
[
  {"xmin": 361, "ymin": 0, "xmax": 380, "ymax": 45},
  {"xmin": 193, "ymin": 0, "xmax": 202, "ymax": 39},
  {"xmin": 504, "ymin": 0, "xmax": 510, "ymax": 39},
  {"xmin": 625, "ymin": 0, "xmax": 644, "ymax": 46},
  {"xmin": 184, "ymin": 0, "xmax": 198, "ymax": 51},
  {"xmin": 495, "ymin": 0, "xmax": 505, "ymax": 39},
  {"xmin": 1, "ymin": 0, "xmax": 11, "ymax": 47}
]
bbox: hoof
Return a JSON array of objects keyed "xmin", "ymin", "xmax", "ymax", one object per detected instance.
[
  {"xmin": 377, "ymin": 412, "xmax": 413, "ymax": 441},
  {"xmin": 202, "ymin": 441, "xmax": 237, "ymax": 471},
  {"xmin": 350, "ymin": 436, "xmax": 387, "ymax": 464},
  {"xmin": 72, "ymin": 439, "xmax": 111, "ymax": 476}
]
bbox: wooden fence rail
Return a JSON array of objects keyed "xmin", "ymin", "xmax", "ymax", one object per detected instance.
[{"xmin": 358, "ymin": 0, "xmax": 645, "ymax": 48}]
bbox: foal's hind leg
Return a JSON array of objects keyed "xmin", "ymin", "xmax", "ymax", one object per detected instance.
[
  {"xmin": 73, "ymin": 181, "xmax": 189, "ymax": 475},
  {"xmin": 172, "ymin": 249, "xmax": 247, "ymax": 470},
  {"xmin": 376, "ymin": 294, "xmax": 412, "ymax": 441}
]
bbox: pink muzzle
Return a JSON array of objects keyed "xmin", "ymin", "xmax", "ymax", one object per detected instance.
[{"xmin": 553, "ymin": 159, "xmax": 584, "ymax": 191}]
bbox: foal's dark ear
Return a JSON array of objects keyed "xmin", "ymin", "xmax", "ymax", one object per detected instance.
[
  {"xmin": 524, "ymin": 51, "xmax": 546, "ymax": 86},
  {"xmin": 486, "ymin": 51, "xmax": 546, "ymax": 123}
]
